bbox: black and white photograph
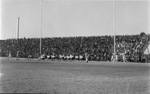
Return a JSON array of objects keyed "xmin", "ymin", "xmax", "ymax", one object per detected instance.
[{"xmin": 0, "ymin": 0, "xmax": 150, "ymax": 93}]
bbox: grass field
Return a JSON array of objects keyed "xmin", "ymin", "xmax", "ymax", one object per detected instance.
[{"xmin": 0, "ymin": 57, "xmax": 150, "ymax": 94}]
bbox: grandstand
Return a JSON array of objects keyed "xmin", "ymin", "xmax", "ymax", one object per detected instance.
[{"xmin": 0, "ymin": 34, "xmax": 150, "ymax": 63}]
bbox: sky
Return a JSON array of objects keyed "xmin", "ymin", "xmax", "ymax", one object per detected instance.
[{"xmin": 0, "ymin": 0, "xmax": 150, "ymax": 39}]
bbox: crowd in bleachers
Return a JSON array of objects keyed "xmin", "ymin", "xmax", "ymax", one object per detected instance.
[{"xmin": 0, "ymin": 33, "xmax": 149, "ymax": 62}]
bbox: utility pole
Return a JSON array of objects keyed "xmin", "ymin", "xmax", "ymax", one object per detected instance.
[
  {"xmin": 40, "ymin": 0, "xmax": 43, "ymax": 56},
  {"xmin": 113, "ymin": 0, "xmax": 116, "ymax": 62},
  {"xmin": 17, "ymin": 17, "xmax": 19, "ymax": 41},
  {"xmin": 16, "ymin": 17, "xmax": 20, "ymax": 58}
]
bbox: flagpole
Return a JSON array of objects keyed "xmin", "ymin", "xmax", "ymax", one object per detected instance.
[
  {"xmin": 113, "ymin": 0, "xmax": 116, "ymax": 61},
  {"xmin": 17, "ymin": 17, "xmax": 19, "ymax": 41},
  {"xmin": 16, "ymin": 17, "xmax": 20, "ymax": 58},
  {"xmin": 40, "ymin": 0, "xmax": 42, "ymax": 56}
]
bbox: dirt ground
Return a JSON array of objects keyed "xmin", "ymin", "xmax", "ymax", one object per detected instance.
[{"xmin": 0, "ymin": 57, "xmax": 150, "ymax": 94}]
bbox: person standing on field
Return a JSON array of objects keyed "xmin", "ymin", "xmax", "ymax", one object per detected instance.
[
  {"xmin": 85, "ymin": 52, "xmax": 89, "ymax": 63},
  {"xmin": 8, "ymin": 51, "xmax": 12, "ymax": 59},
  {"xmin": 16, "ymin": 51, "xmax": 20, "ymax": 60}
]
